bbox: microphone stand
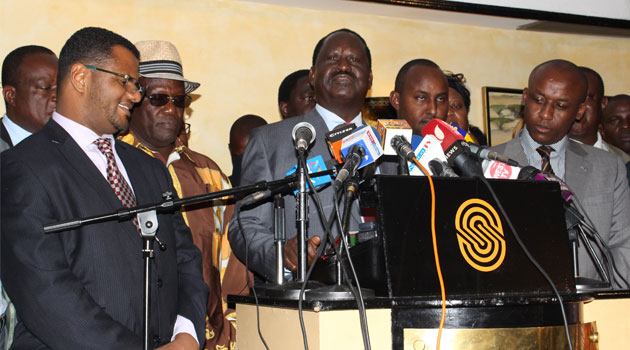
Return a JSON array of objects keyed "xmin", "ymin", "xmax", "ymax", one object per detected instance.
[
  {"xmin": 306, "ymin": 176, "xmax": 374, "ymax": 300},
  {"xmin": 43, "ymin": 177, "xmax": 314, "ymax": 349}
]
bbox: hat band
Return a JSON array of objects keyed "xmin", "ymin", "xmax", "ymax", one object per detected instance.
[{"xmin": 139, "ymin": 60, "xmax": 183, "ymax": 76}]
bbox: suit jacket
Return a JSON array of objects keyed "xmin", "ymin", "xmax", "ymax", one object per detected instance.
[
  {"xmin": 1, "ymin": 120, "xmax": 208, "ymax": 349},
  {"xmin": 491, "ymin": 133, "xmax": 630, "ymax": 288},
  {"xmin": 228, "ymin": 108, "xmax": 396, "ymax": 280},
  {"xmin": 0, "ymin": 120, "xmax": 12, "ymax": 152}
]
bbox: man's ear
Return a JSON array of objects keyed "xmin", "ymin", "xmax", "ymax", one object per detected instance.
[
  {"xmin": 601, "ymin": 96, "xmax": 608, "ymax": 111},
  {"xmin": 2, "ymin": 85, "xmax": 16, "ymax": 108},
  {"xmin": 521, "ymin": 88, "xmax": 528, "ymax": 105},
  {"xmin": 279, "ymin": 102, "xmax": 289, "ymax": 118},
  {"xmin": 389, "ymin": 90, "xmax": 400, "ymax": 111},
  {"xmin": 69, "ymin": 63, "xmax": 89, "ymax": 93}
]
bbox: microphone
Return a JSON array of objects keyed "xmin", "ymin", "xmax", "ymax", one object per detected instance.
[
  {"xmin": 482, "ymin": 159, "xmax": 523, "ymax": 179},
  {"xmin": 334, "ymin": 144, "xmax": 365, "ymax": 189},
  {"xmin": 469, "ymin": 143, "xmax": 520, "ymax": 167},
  {"xmin": 408, "ymin": 135, "xmax": 449, "ymax": 176},
  {"xmin": 390, "ymin": 135, "xmax": 415, "ymax": 161},
  {"xmin": 325, "ymin": 123, "xmax": 357, "ymax": 164},
  {"xmin": 448, "ymin": 122, "xmax": 477, "ymax": 144},
  {"xmin": 292, "ymin": 122, "xmax": 316, "ymax": 153},
  {"xmin": 422, "ymin": 119, "xmax": 484, "ymax": 178},
  {"xmin": 338, "ymin": 125, "xmax": 383, "ymax": 169},
  {"xmin": 429, "ymin": 159, "xmax": 458, "ymax": 177},
  {"xmin": 376, "ymin": 119, "xmax": 413, "ymax": 156}
]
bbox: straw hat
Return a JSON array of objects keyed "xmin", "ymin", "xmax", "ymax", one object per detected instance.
[{"xmin": 135, "ymin": 40, "xmax": 200, "ymax": 93}]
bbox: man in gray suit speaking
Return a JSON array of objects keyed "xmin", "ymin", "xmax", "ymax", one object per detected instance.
[
  {"xmin": 228, "ymin": 29, "xmax": 379, "ymax": 282},
  {"xmin": 491, "ymin": 59, "xmax": 630, "ymax": 289}
]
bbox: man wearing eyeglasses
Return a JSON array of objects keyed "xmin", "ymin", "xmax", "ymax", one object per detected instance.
[
  {"xmin": 1, "ymin": 28, "xmax": 208, "ymax": 349},
  {"xmin": 119, "ymin": 40, "xmax": 249, "ymax": 350}
]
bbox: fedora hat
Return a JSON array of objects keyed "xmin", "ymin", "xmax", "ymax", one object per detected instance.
[{"xmin": 135, "ymin": 40, "xmax": 200, "ymax": 94}]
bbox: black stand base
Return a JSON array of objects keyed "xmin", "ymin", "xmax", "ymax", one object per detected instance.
[
  {"xmin": 575, "ymin": 277, "xmax": 611, "ymax": 293},
  {"xmin": 305, "ymin": 284, "xmax": 375, "ymax": 301},
  {"xmin": 254, "ymin": 280, "xmax": 326, "ymax": 300}
]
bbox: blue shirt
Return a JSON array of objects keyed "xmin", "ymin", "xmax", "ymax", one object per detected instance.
[
  {"xmin": 519, "ymin": 128, "xmax": 568, "ymax": 180},
  {"xmin": 315, "ymin": 104, "xmax": 364, "ymax": 132}
]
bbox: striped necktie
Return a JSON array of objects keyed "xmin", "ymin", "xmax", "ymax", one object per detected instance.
[{"xmin": 536, "ymin": 145, "xmax": 555, "ymax": 175}]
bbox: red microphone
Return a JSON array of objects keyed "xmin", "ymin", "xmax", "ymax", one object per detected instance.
[{"xmin": 421, "ymin": 119, "xmax": 484, "ymax": 177}]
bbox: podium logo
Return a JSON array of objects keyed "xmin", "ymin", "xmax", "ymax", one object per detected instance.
[{"xmin": 455, "ymin": 199, "xmax": 506, "ymax": 272}]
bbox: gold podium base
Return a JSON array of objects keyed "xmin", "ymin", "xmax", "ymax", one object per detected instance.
[{"xmin": 404, "ymin": 323, "xmax": 598, "ymax": 350}]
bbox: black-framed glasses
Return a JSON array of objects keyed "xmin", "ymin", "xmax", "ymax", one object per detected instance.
[
  {"xmin": 146, "ymin": 94, "xmax": 192, "ymax": 109},
  {"xmin": 85, "ymin": 65, "xmax": 144, "ymax": 95}
]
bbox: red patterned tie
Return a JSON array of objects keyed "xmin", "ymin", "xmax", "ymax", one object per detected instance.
[{"xmin": 94, "ymin": 138, "xmax": 140, "ymax": 232}]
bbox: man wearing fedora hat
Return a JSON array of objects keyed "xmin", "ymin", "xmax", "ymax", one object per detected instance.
[{"xmin": 120, "ymin": 40, "xmax": 248, "ymax": 350}]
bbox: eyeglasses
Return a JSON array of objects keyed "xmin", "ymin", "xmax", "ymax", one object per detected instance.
[
  {"xmin": 85, "ymin": 65, "xmax": 144, "ymax": 95},
  {"xmin": 145, "ymin": 94, "xmax": 192, "ymax": 109}
]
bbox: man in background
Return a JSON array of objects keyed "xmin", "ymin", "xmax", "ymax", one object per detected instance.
[
  {"xmin": 389, "ymin": 59, "xmax": 448, "ymax": 135},
  {"xmin": 2, "ymin": 45, "xmax": 57, "ymax": 148},
  {"xmin": 278, "ymin": 69, "xmax": 315, "ymax": 119},
  {"xmin": 568, "ymin": 67, "xmax": 630, "ymax": 163},
  {"xmin": 1, "ymin": 44, "xmax": 58, "ymax": 350},
  {"xmin": 121, "ymin": 40, "xmax": 248, "ymax": 350},
  {"xmin": 602, "ymin": 94, "xmax": 630, "ymax": 157},
  {"xmin": 491, "ymin": 59, "xmax": 630, "ymax": 289},
  {"xmin": 228, "ymin": 114, "xmax": 267, "ymax": 187}
]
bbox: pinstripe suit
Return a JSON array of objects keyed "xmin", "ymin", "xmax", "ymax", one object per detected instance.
[
  {"xmin": 228, "ymin": 108, "xmax": 396, "ymax": 281},
  {"xmin": 1, "ymin": 120, "xmax": 208, "ymax": 349},
  {"xmin": 492, "ymin": 133, "xmax": 630, "ymax": 289}
]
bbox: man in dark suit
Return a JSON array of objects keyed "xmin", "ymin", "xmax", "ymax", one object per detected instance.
[
  {"xmin": 229, "ymin": 29, "xmax": 391, "ymax": 281},
  {"xmin": 1, "ymin": 27, "xmax": 207, "ymax": 349},
  {"xmin": 491, "ymin": 59, "xmax": 630, "ymax": 289},
  {"xmin": 1, "ymin": 45, "xmax": 58, "ymax": 149}
]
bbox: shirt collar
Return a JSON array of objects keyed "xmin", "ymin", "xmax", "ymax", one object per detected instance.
[
  {"xmin": 2, "ymin": 113, "xmax": 32, "ymax": 146},
  {"xmin": 315, "ymin": 104, "xmax": 363, "ymax": 131},
  {"xmin": 52, "ymin": 111, "xmax": 114, "ymax": 148},
  {"xmin": 521, "ymin": 127, "xmax": 568, "ymax": 156}
]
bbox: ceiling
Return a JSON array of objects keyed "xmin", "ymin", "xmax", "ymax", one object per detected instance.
[{"xmin": 238, "ymin": 0, "xmax": 630, "ymax": 38}]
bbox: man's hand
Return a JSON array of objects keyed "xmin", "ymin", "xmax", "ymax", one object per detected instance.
[
  {"xmin": 283, "ymin": 235, "xmax": 321, "ymax": 271},
  {"xmin": 155, "ymin": 333, "xmax": 198, "ymax": 350}
]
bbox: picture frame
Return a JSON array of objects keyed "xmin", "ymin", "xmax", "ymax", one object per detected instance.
[{"xmin": 482, "ymin": 87, "xmax": 524, "ymax": 146}]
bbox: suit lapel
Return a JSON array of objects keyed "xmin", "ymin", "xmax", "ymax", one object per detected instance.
[
  {"xmin": 565, "ymin": 141, "xmax": 590, "ymax": 201},
  {"xmin": 1, "ymin": 120, "xmax": 14, "ymax": 148},
  {"xmin": 504, "ymin": 135, "xmax": 529, "ymax": 166},
  {"xmin": 45, "ymin": 120, "xmax": 128, "ymax": 211}
]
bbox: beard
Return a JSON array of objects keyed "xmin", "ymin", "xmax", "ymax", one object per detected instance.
[{"xmin": 89, "ymin": 85, "xmax": 129, "ymax": 134}]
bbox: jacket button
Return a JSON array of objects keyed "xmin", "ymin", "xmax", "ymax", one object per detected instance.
[
  {"xmin": 153, "ymin": 335, "xmax": 161, "ymax": 344},
  {"xmin": 157, "ymin": 278, "xmax": 163, "ymax": 287}
]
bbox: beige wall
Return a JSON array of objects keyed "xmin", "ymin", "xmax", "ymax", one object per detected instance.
[{"xmin": 2, "ymin": 0, "xmax": 630, "ymax": 172}]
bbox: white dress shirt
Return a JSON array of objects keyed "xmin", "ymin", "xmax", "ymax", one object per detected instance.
[{"xmin": 2, "ymin": 114, "xmax": 32, "ymax": 146}]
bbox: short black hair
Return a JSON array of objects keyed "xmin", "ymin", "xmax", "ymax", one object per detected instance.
[
  {"xmin": 57, "ymin": 27, "xmax": 139, "ymax": 89},
  {"xmin": 312, "ymin": 28, "xmax": 371, "ymax": 69},
  {"xmin": 278, "ymin": 69, "xmax": 310, "ymax": 104},
  {"xmin": 579, "ymin": 66, "xmax": 605, "ymax": 98},
  {"xmin": 230, "ymin": 114, "xmax": 267, "ymax": 139},
  {"xmin": 394, "ymin": 58, "xmax": 441, "ymax": 92},
  {"xmin": 445, "ymin": 72, "xmax": 471, "ymax": 111},
  {"xmin": 2, "ymin": 45, "xmax": 56, "ymax": 87}
]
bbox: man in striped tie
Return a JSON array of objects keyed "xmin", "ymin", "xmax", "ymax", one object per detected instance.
[{"xmin": 491, "ymin": 59, "xmax": 630, "ymax": 289}]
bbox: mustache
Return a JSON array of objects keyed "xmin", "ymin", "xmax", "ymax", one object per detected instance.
[{"xmin": 332, "ymin": 69, "xmax": 354, "ymax": 78}]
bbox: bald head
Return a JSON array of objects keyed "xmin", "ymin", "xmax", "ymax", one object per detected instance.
[{"xmin": 521, "ymin": 59, "xmax": 588, "ymax": 145}]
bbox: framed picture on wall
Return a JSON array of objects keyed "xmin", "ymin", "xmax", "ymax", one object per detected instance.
[
  {"xmin": 482, "ymin": 87, "xmax": 524, "ymax": 147},
  {"xmin": 362, "ymin": 97, "xmax": 397, "ymax": 127}
]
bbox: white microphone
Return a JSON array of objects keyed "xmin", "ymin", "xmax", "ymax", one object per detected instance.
[{"xmin": 292, "ymin": 122, "xmax": 316, "ymax": 153}]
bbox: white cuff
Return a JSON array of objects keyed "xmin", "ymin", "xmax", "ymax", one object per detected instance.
[{"xmin": 171, "ymin": 314, "xmax": 199, "ymax": 346}]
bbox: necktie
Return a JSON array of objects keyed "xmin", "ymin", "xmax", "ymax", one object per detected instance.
[
  {"xmin": 94, "ymin": 137, "xmax": 140, "ymax": 232},
  {"xmin": 536, "ymin": 145, "xmax": 555, "ymax": 175}
]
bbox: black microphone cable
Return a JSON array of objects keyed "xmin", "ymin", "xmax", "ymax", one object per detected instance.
[
  {"xmin": 475, "ymin": 175, "xmax": 574, "ymax": 350},
  {"xmin": 235, "ymin": 203, "xmax": 270, "ymax": 350}
]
